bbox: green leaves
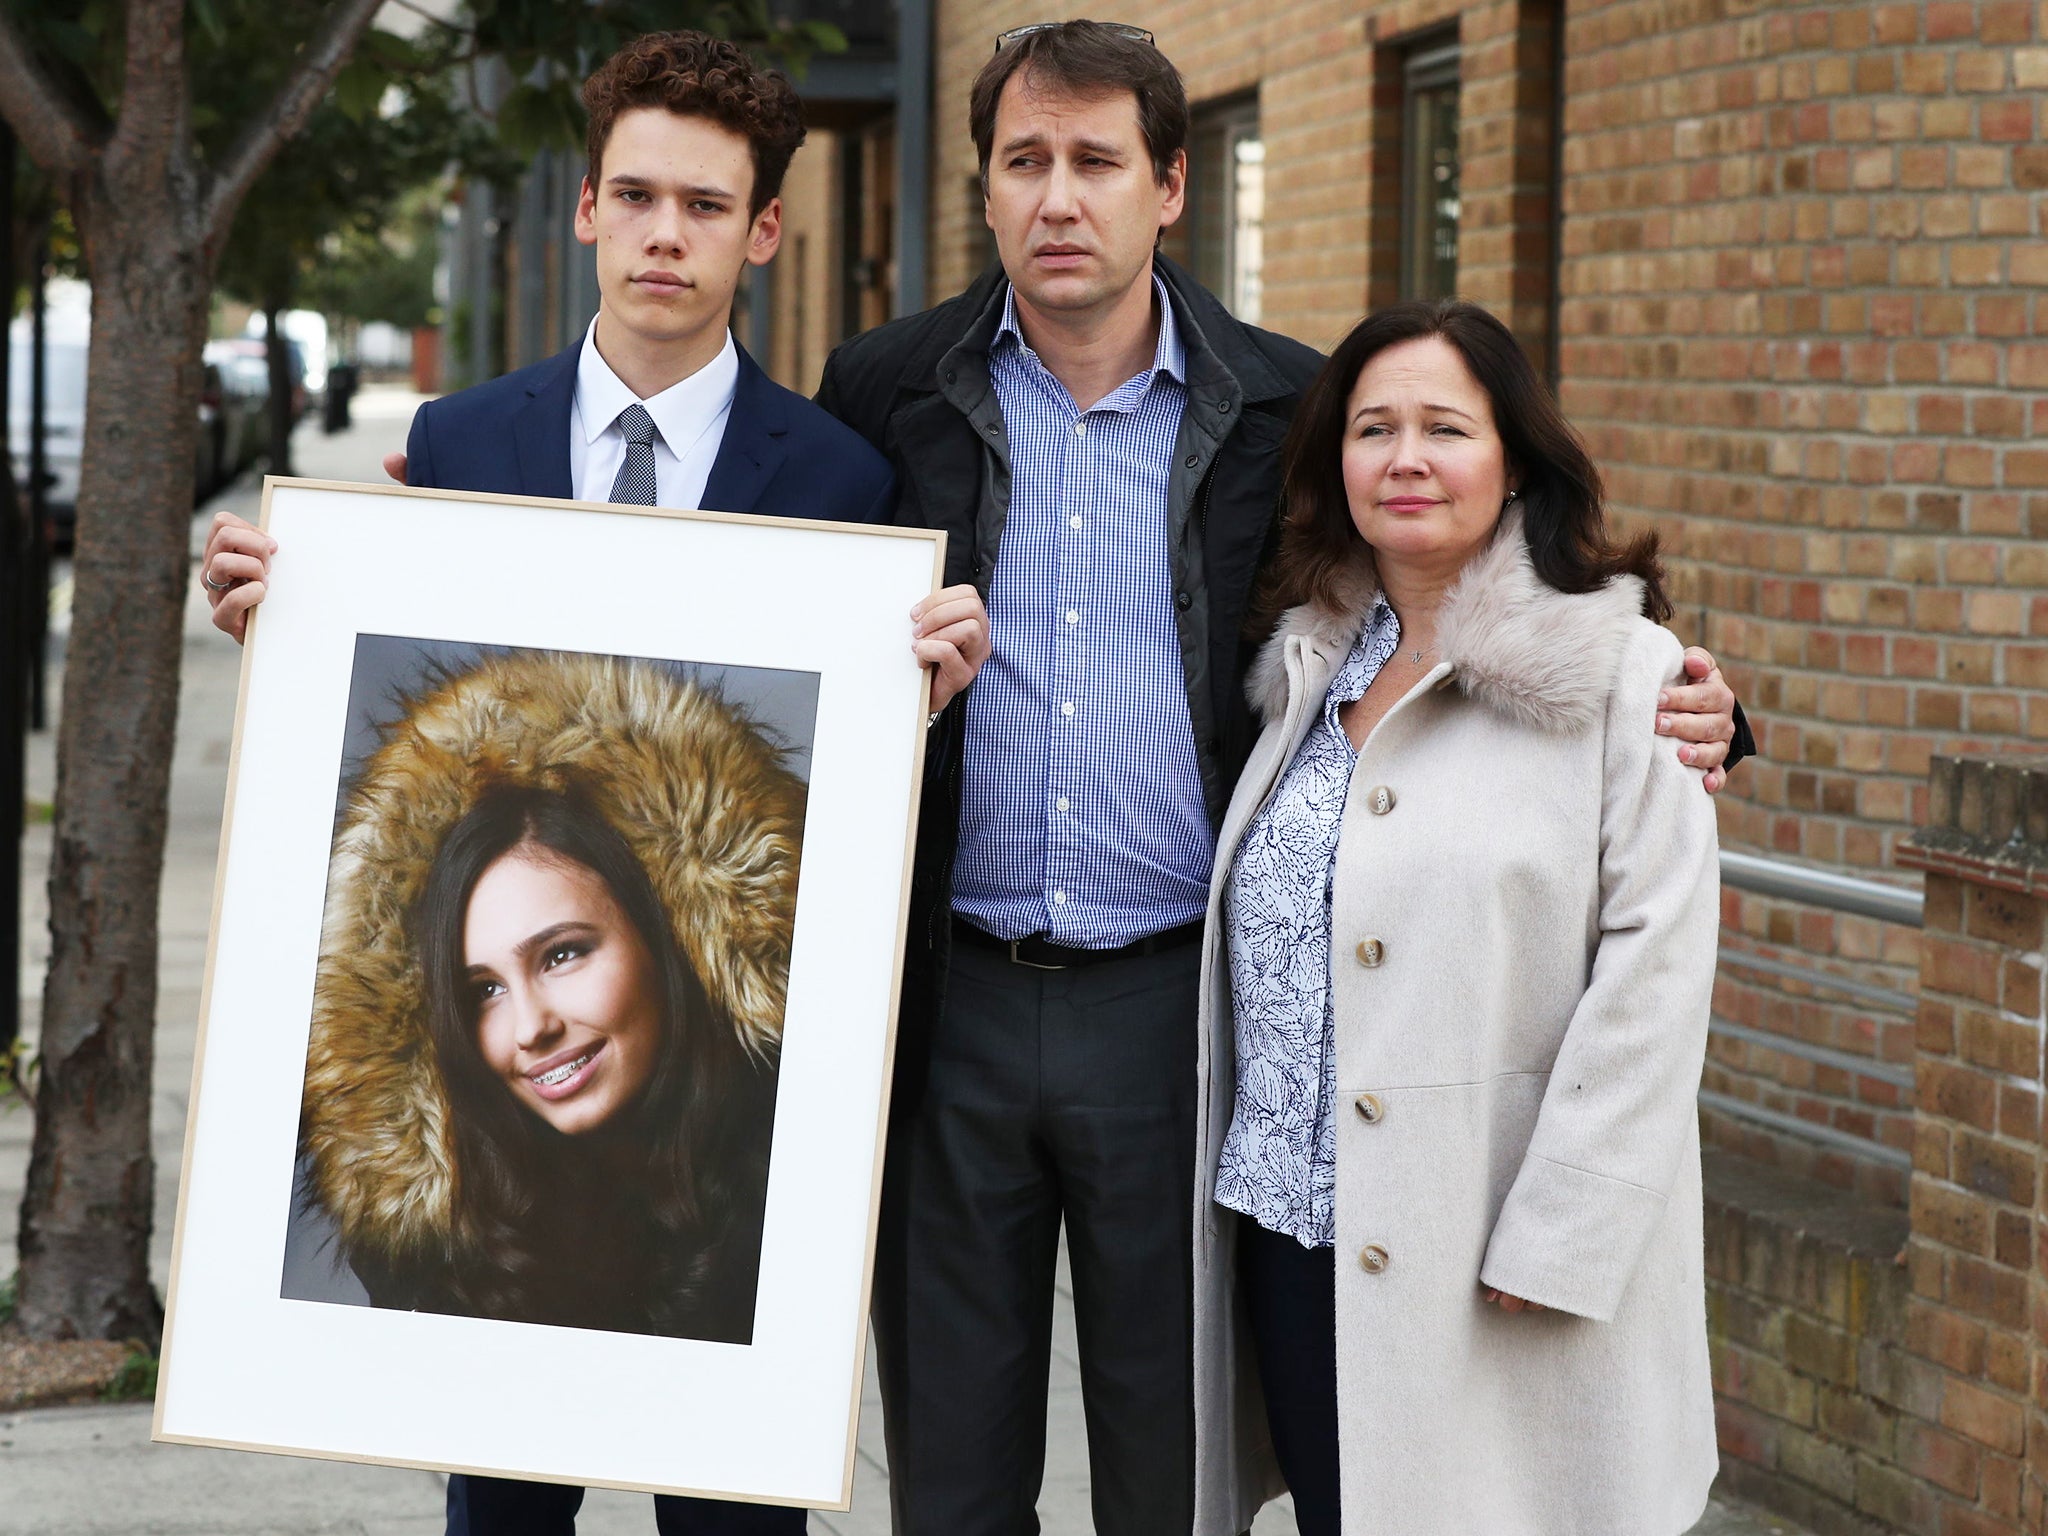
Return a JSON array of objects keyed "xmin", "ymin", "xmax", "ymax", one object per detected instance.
[
  {"xmin": 331, "ymin": 56, "xmax": 386, "ymax": 124},
  {"xmin": 469, "ymin": 0, "xmax": 847, "ymax": 156},
  {"xmin": 493, "ymin": 78, "xmax": 584, "ymax": 158},
  {"xmin": 6, "ymin": 0, "xmax": 852, "ymax": 321},
  {"xmin": 187, "ymin": 0, "xmax": 225, "ymax": 45},
  {"xmin": 101, "ymin": 1348, "xmax": 160, "ymax": 1401},
  {"xmin": 357, "ymin": 26, "xmax": 433, "ymax": 74}
]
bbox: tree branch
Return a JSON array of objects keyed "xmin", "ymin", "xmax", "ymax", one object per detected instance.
[
  {"xmin": 0, "ymin": 9, "xmax": 99, "ymax": 177},
  {"xmin": 109, "ymin": 0, "xmax": 191, "ymax": 187},
  {"xmin": 202, "ymin": 0, "xmax": 388, "ymax": 246}
]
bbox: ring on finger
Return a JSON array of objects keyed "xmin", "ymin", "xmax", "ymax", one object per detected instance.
[{"xmin": 202, "ymin": 564, "xmax": 233, "ymax": 593}]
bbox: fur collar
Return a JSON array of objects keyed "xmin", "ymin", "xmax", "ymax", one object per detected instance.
[
  {"xmin": 1246, "ymin": 516, "xmax": 1646, "ymax": 735},
  {"xmin": 301, "ymin": 650, "xmax": 807, "ymax": 1269}
]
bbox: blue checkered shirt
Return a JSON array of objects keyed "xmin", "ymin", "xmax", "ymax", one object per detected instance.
[{"xmin": 950, "ymin": 279, "xmax": 1214, "ymax": 947}]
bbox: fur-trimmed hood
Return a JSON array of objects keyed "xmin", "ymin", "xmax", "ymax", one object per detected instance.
[
  {"xmin": 1246, "ymin": 516, "xmax": 1647, "ymax": 734},
  {"xmin": 300, "ymin": 649, "xmax": 806, "ymax": 1271}
]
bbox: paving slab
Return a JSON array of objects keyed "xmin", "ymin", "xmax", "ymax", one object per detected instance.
[{"xmin": 2, "ymin": 1396, "xmax": 1802, "ymax": 1536}]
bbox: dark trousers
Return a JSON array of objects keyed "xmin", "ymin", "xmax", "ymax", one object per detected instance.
[
  {"xmin": 871, "ymin": 938, "xmax": 1200, "ymax": 1535},
  {"xmin": 445, "ymin": 1475, "xmax": 807, "ymax": 1535},
  {"xmin": 1238, "ymin": 1220, "xmax": 1341, "ymax": 1536}
]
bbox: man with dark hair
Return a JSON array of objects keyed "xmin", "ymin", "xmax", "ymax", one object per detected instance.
[
  {"xmin": 817, "ymin": 19, "xmax": 1744, "ymax": 1534},
  {"xmin": 203, "ymin": 28, "xmax": 990, "ymax": 1536}
]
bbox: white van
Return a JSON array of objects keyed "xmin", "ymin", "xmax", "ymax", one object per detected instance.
[{"xmin": 8, "ymin": 293, "xmax": 89, "ymax": 530}]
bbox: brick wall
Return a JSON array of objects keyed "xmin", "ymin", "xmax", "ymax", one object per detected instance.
[
  {"xmin": 1562, "ymin": 0, "xmax": 2046, "ymax": 1205},
  {"xmin": 919, "ymin": 0, "xmax": 2042, "ymax": 1193},
  {"xmin": 1704, "ymin": 1148, "xmax": 1917, "ymax": 1530},
  {"xmin": 1709, "ymin": 756, "xmax": 2048, "ymax": 1533},
  {"xmin": 764, "ymin": 130, "xmax": 843, "ymax": 399}
]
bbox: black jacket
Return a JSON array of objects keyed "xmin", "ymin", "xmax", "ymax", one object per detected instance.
[{"xmin": 816, "ymin": 256, "xmax": 1323, "ymax": 1098}]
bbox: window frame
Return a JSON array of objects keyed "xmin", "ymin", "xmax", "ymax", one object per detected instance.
[
  {"xmin": 1399, "ymin": 37, "xmax": 1462, "ymax": 303},
  {"xmin": 1186, "ymin": 93, "xmax": 1264, "ymax": 323}
]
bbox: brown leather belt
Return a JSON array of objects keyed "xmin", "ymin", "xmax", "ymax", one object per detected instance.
[{"xmin": 951, "ymin": 915, "xmax": 1204, "ymax": 971}]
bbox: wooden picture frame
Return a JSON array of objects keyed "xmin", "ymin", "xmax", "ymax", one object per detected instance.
[{"xmin": 154, "ymin": 477, "xmax": 941, "ymax": 1511}]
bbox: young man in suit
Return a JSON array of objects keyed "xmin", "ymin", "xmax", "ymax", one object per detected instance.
[
  {"xmin": 203, "ymin": 30, "xmax": 987, "ymax": 1536},
  {"xmin": 207, "ymin": 30, "xmax": 986, "ymax": 706}
]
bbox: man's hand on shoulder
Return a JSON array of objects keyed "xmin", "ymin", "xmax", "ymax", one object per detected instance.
[
  {"xmin": 201, "ymin": 510, "xmax": 277, "ymax": 645},
  {"xmin": 1657, "ymin": 646, "xmax": 1737, "ymax": 795},
  {"xmin": 914, "ymin": 585, "xmax": 991, "ymax": 714}
]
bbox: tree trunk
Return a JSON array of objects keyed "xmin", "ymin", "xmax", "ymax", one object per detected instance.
[
  {"xmin": 14, "ymin": 180, "xmax": 209, "ymax": 1346},
  {"xmin": 263, "ymin": 296, "xmax": 294, "ymax": 477}
]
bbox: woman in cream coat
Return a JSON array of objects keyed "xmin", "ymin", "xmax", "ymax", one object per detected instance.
[{"xmin": 1192, "ymin": 301, "xmax": 1721, "ymax": 1534}]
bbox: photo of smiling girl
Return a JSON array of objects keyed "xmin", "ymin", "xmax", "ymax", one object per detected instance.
[{"xmin": 281, "ymin": 638, "xmax": 817, "ymax": 1344}]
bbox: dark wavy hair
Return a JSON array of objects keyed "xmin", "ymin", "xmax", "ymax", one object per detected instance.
[
  {"xmin": 413, "ymin": 783, "xmax": 770, "ymax": 1337},
  {"xmin": 582, "ymin": 30, "xmax": 807, "ymax": 217},
  {"xmin": 1258, "ymin": 300, "xmax": 1669, "ymax": 631}
]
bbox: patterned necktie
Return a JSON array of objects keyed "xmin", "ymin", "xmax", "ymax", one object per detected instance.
[{"xmin": 609, "ymin": 403, "xmax": 659, "ymax": 505}]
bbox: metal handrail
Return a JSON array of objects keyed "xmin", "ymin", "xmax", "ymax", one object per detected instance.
[
  {"xmin": 1708, "ymin": 1016, "xmax": 1915, "ymax": 1090},
  {"xmin": 1720, "ymin": 849, "xmax": 1923, "ymax": 928},
  {"xmin": 1697, "ymin": 1090, "xmax": 1914, "ymax": 1171},
  {"xmin": 1706, "ymin": 849, "xmax": 1924, "ymax": 1172},
  {"xmin": 1716, "ymin": 950, "xmax": 1917, "ymax": 1013}
]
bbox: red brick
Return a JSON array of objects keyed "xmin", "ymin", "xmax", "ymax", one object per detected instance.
[
  {"xmin": 1952, "ymin": 1130, "xmax": 2038, "ymax": 1206},
  {"xmin": 1715, "ymin": 1396, "xmax": 1781, "ymax": 1465},
  {"xmin": 1907, "ymin": 1297, "xmax": 1986, "ymax": 1373},
  {"xmin": 1897, "ymin": 1416, "xmax": 1981, "ymax": 1495},
  {"xmin": 1948, "ymin": 1253, "xmax": 2031, "ymax": 1329},
  {"xmin": 1924, "ymin": 0, "xmax": 1979, "ymax": 38},
  {"xmin": 1944, "ymin": 1377, "xmax": 2029, "ymax": 1455},
  {"xmin": 1913, "ymin": 1178, "xmax": 1992, "ymax": 1254}
]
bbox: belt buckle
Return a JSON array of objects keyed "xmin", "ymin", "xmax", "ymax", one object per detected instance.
[{"xmin": 1007, "ymin": 937, "xmax": 1068, "ymax": 971}]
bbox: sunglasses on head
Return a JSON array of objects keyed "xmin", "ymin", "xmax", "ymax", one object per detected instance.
[{"xmin": 993, "ymin": 21, "xmax": 1156, "ymax": 52}]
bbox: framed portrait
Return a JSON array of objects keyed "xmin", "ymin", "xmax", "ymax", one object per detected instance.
[{"xmin": 154, "ymin": 477, "xmax": 943, "ymax": 1510}]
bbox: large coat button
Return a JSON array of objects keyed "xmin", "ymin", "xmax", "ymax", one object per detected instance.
[
  {"xmin": 1368, "ymin": 785, "xmax": 1395, "ymax": 815},
  {"xmin": 1360, "ymin": 1244, "xmax": 1390, "ymax": 1274},
  {"xmin": 1355, "ymin": 938, "xmax": 1385, "ymax": 968},
  {"xmin": 1355, "ymin": 1093, "xmax": 1383, "ymax": 1123}
]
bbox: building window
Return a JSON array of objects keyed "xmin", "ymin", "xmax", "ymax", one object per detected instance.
[
  {"xmin": 970, "ymin": 176, "xmax": 1001, "ymax": 275},
  {"xmin": 1400, "ymin": 40, "xmax": 1461, "ymax": 301},
  {"xmin": 1188, "ymin": 96, "xmax": 1264, "ymax": 323}
]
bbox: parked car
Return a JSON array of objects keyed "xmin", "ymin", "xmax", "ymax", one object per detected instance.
[
  {"xmin": 194, "ymin": 361, "xmax": 223, "ymax": 504},
  {"xmin": 202, "ymin": 338, "xmax": 269, "ymax": 478},
  {"xmin": 215, "ymin": 332, "xmax": 306, "ymax": 431},
  {"xmin": 10, "ymin": 293, "xmax": 247, "ymax": 548},
  {"xmin": 8, "ymin": 304, "xmax": 88, "ymax": 546}
]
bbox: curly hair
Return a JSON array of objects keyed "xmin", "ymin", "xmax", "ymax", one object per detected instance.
[{"xmin": 582, "ymin": 30, "xmax": 807, "ymax": 217}]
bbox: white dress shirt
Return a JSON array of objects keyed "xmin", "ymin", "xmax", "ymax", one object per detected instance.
[{"xmin": 569, "ymin": 318, "xmax": 739, "ymax": 510}]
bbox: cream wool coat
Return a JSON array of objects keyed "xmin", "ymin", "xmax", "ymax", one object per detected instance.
[{"xmin": 1191, "ymin": 522, "xmax": 1721, "ymax": 1535}]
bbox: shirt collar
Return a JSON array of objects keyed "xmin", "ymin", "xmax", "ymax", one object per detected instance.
[
  {"xmin": 993, "ymin": 273, "xmax": 1186, "ymax": 388},
  {"xmin": 575, "ymin": 317, "xmax": 739, "ymax": 448},
  {"xmin": 1323, "ymin": 594, "xmax": 1399, "ymax": 720}
]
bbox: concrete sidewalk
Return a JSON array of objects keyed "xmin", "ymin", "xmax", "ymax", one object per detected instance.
[{"xmin": 3, "ymin": 388, "xmax": 1805, "ymax": 1536}]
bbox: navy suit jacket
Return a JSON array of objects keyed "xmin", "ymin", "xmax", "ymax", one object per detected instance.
[{"xmin": 404, "ymin": 340, "xmax": 895, "ymax": 524}]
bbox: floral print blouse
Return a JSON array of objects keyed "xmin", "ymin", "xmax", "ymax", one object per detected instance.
[{"xmin": 1214, "ymin": 598, "xmax": 1400, "ymax": 1248}]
